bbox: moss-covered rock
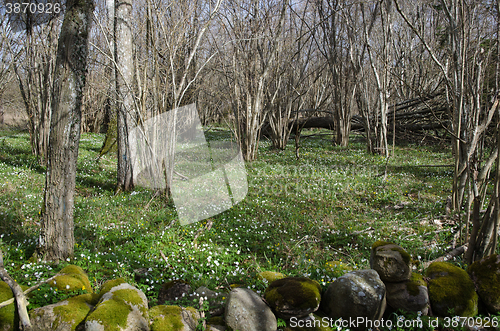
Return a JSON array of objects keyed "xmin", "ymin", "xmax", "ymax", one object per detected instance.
[
  {"xmin": 149, "ymin": 305, "xmax": 200, "ymax": 331},
  {"xmin": 467, "ymin": 254, "xmax": 500, "ymax": 313},
  {"xmin": 0, "ymin": 281, "xmax": 17, "ymax": 331},
  {"xmin": 96, "ymin": 278, "xmax": 127, "ymax": 301},
  {"xmin": 370, "ymin": 241, "xmax": 412, "ymax": 282},
  {"xmin": 225, "ymin": 287, "xmax": 277, "ymax": 331},
  {"xmin": 85, "ymin": 281, "xmax": 148, "ymax": 331},
  {"xmin": 258, "ymin": 271, "xmax": 286, "ymax": 284},
  {"xmin": 49, "ymin": 265, "xmax": 92, "ymax": 293},
  {"xmin": 321, "ymin": 269, "xmax": 386, "ymax": 331},
  {"xmin": 385, "ymin": 273, "xmax": 429, "ymax": 314},
  {"xmin": 0, "ymin": 282, "xmax": 29, "ymax": 331},
  {"xmin": 193, "ymin": 286, "xmax": 225, "ymax": 316},
  {"xmin": 30, "ymin": 293, "xmax": 96, "ymax": 331},
  {"xmin": 264, "ymin": 277, "xmax": 322, "ymax": 319},
  {"xmin": 426, "ymin": 262, "xmax": 478, "ymax": 317}
]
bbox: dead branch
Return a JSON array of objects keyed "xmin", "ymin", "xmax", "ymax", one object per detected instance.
[{"xmin": 422, "ymin": 244, "xmax": 468, "ymax": 269}]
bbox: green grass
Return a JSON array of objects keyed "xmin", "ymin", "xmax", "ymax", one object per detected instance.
[{"xmin": 0, "ymin": 128, "xmax": 472, "ymax": 314}]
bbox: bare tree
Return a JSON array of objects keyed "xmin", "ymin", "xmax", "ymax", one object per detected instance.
[
  {"xmin": 115, "ymin": 0, "xmax": 136, "ymax": 192},
  {"xmin": 0, "ymin": 13, "xmax": 16, "ymax": 125},
  {"xmin": 10, "ymin": 15, "xmax": 59, "ymax": 165},
  {"xmin": 39, "ymin": 0, "xmax": 94, "ymax": 261},
  {"xmin": 395, "ymin": 0, "xmax": 500, "ymax": 261},
  {"xmin": 217, "ymin": 0, "xmax": 288, "ymax": 161},
  {"xmin": 316, "ymin": 0, "xmax": 358, "ymax": 147},
  {"xmin": 265, "ymin": 0, "xmax": 323, "ymax": 150}
]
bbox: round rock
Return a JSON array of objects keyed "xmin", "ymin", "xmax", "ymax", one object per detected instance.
[
  {"xmin": 385, "ymin": 273, "xmax": 429, "ymax": 315},
  {"xmin": 467, "ymin": 254, "xmax": 500, "ymax": 314},
  {"xmin": 426, "ymin": 262, "xmax": 478, "ymax": 317},
  {"xmin": 321, "ymin": 269, "xmax": 386, "ymax": 331},
  {"xmin": 370, "ymin": 241, "xmax": 412, "ymax": 282},
  {"xmin": 264, "ymin": 277, "xmax": 322, "ymax": 319}
]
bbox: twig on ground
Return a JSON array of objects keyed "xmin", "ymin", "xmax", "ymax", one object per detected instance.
[
  {"xmin": 144, "ymin": 190, "xmax": 161, "ymax": 211},
  {"xmin": 421, "ymin": 244, "xmax": 468, "ymax": 269}
]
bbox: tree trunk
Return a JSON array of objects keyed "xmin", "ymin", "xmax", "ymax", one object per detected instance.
[
  {"xmin": 39, "ymin": 0, "xmax": 94, "ymax": 262},
  {"xmin": 116, "ymin": 0, "xmax": 135, "ymax": 192}
]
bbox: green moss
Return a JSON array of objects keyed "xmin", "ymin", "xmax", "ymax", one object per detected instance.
[
  {"xmin": 371, "ymin": 240, "xmax": 394, "ymax": 250},
  {"xmin": 264, "ymin": 277, "xmax": 322, "ymax": 312},
  {"xmin": 390, "ymin": 246, "xmax": 411, "ymax": 266},
  {"xmin": 51, "ymin": 293, "xmax": 94, "ymax": 330},
  {"xmin": 113, "ymin": 288, "xmax": 148, "ymax": 316},
  {"xmin": 59, "ymin": 265, "xmax": 85, "ymax": 276},
  {"xmin": 85, "ymin": 298, "xmax": 130, "ymax": 331},
  {"xmin": 85, "ymin": 281, "xmax": 148, "ymax": 331},
  {"xmin": 97, "ymin": 278, "xmax": 126, "ymax": 301},
  {"xmin": 49, "ymin": 265, "xmax": 92, "ymax": 293},
  {"xmin": 258, "ymin": 271, "xmax": 286, "ymax": 283},
  {"xmin": 467, "ymin": 254, "xmax": 500, "ymax": 305},
  {"xmin": 50, "ymin": 275, "xmax": 86, "ymax": 292},
  {"xmin": 59, "ymin": 265, "xmax": 92, "ymax": 293},
  {"xmin": 372, "ymin": 241, "xmax": 411, "ymax": 266},
  {"xmin": 406, "ymin": 273, "xmax": 426, "ymax": 296},
  {"xmin": 426, "ymin": 262, "xmax": 478, "ymax": 317},
  {"xmin": 0, "ymin": 281, "xmax": 16, "ymax": 331},
  {"xmin": 149, "ymin": 305, "xmax": 185, "ymax": 331}
]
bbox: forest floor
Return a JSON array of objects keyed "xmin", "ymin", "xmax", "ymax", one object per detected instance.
[{"xmin": 0, "ymin": 127, "xmax": 476, "ymax": 327}]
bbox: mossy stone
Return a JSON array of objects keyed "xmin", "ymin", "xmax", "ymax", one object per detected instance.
[
  {"xmin": 370, "ymin": 242, "xmax": 412, "ymax": 282},
  {"xmin": 371, "ymin": 240, "xmax": 394, "ymax": 250},
  {"xmin": 426, "ymin": 262, "xmax": 478, "ymax": 317},
  {"xmin": 50, "ymin": 265, "xmax": 92, "ymax": 293},
  {"xmin": 0, "ymin": 281, "xmax": 17, "ymax": 331},
  {"xmin": 30, "ymin": 293, "xmax": 95, "ymax": 331},
  {"xmin": 371, "ymin": 241, "xmax": 412, "ymax": 265},
  {"xmin": 407, "ymin": 273, "xmax": 426, "ymax": 296},
  {"xmin": 85, "ymin": 282, "xmax": 149, "ymax": 331},
  {"xmin": 258, "ymin": 271, "xmax": 286, "ymax": 283},
  {"xmin": 149, "ymin": 305, "xmax": 200, "ymax": 331},
  {"xmin": 385, "ymin": 273, "xmax": 429, "ymax": 314},
  {"xmin": 96, "ymin": 278, "xmax": 127, "ymax": 301},
  {"xmin": 467, "ymin": 254, "xmax": 500, "ymax": 313},
  {"xmin": 85, "ymin": 296, "xmax": 130, "ymax": 331},
  {"xmin": 264, "ymin": 277, "xmax": 322, "ymax": 319}
]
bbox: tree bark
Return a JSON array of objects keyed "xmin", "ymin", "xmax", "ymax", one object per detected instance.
[
  {"xmin": 39, "ymin": 0, "xmax": 94, "ymax": 262},
  {"xmin": 116, "ymin": 0, "xmax": 135, "ymax": 192}
]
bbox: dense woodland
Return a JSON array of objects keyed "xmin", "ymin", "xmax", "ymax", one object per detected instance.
[{"xmin": 1, "ymin": 0, "xmax": 500, "ymax": 324}]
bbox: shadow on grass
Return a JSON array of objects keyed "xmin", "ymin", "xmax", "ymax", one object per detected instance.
[
  {"xmin": 386, "ymin": 164, "xmax": 454, "ymax": 181},
  {"xmin": 0, "ymin": 142, "xmax": 46, "ymax": 174},
  {"xmin": 76, "ymin": 174, "xmax": 116, "ymax": 193}
]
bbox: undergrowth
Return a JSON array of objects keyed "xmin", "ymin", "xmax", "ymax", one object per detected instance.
[{"xmin": 0, "ymin": 128, "xmax": 490, "ymax": 329}]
